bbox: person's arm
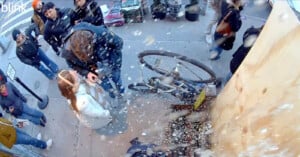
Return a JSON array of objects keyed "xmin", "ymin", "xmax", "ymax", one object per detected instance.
[
  {"xmin": 77, "ymin": 95, "xmax": 111, "ymax": 118},
  {"xmin": 11, "ymin": 83, "xmax": 27, "ymax": 102},
  {"xmin": 0, "ymin": 69, "xmax": 7, "ymax": 83},
  {"xmin": 25, "ymin": 23, "xmax": 39, "ymax": 40},
  {"xmin": 16, "ymin": 50, "xmax": 39, "ymax": 66}
]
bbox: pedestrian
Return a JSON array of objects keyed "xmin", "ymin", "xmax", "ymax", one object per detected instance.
[
  {"xmin": 62, "ymin": 22, "xmax": 124, "ymax": 98},
  {"xmin": 230, "ymin": 25, "xmax": 263, "ymax": 74},
  {"xmin": 209, "ymin": 0, "xmax": 243, "ymax": 60},
  {"xmin": 0, "ymin": 80, "xmax": 47, "ymax": 127},
  {"xmin": 57, "ymin": 70, "xmax": 113, "ymax": 129},
  {"xmin": 73, "ymin": 0, "xmax": 104, "ymax": 26},
  {"xmin": 42, "ymin": 2, "xmax": 77, "ymax": 56},
  {"xmin": 31, "ymin": 0, "xmax": 47, "ymax": 36},
  {"xmin": 205, "ymin": 0, "xmax": 222, "ymax": 44},
  {"xmin": 0, "ymin": 115, "xmax": 52, "ymax": 150},
  {"xmin": 12, "ymin": 24, "xmax": 59, "ymax": 80}
]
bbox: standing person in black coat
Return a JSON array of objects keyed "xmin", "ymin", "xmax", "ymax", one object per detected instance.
[
  {"xmin": 230, "ymin": 25, "xmax": 263, "ymax": 74},
  {"xmin": 42, "ymin": 2, "xmax": 77, "ymax": 56},
  {"xmin": 209, "ymin": 0, "xmax": 243, "ymax": 60},
  {"xmin": 12, "ymin": 24, "xmax": 59, "ymax": 80},
  {"xmin": 0, "ymin": 81, "xmax": 47, "ymax": 127},
  {"xmin": 73, "ymin": 0, "xmax": 104, "ymax": 26}
]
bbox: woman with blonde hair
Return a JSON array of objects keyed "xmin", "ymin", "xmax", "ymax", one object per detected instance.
[{"xmin": 57, "ymin": 69, "xmax": 112, "ymax": 129}]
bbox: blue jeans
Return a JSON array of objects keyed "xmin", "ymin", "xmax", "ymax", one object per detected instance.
[
  {"xmin": 15, "ymin": 128, "xmax": 46, "ymax": 149},
  {"xmin": 35, "ymin": 48, "xmax": 59, "ymax": 79},
  {"xmin": 209, "ymin": 33, "xmax": 224, "ymax": 59},
  {"xmin": 100, "ymin": 50, "xmax": 124, "ymax": 98},
  {"xmin": 18, "ymin": 103, "xmax": 45, "ymax": 126}
]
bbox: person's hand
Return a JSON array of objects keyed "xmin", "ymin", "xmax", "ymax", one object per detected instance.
[
  {"xmin": 17, "ymin": 121, "xmax": 24, "ymax": 128},
  {"xmin": 87, "ymin": 72, "xmax": 98, "ymax": 83},
  {"xmin": 8, "ymin": 106, "xmax": 14, "ymax": 113}
]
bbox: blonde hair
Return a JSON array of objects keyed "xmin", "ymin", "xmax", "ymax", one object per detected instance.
[{"xmin": 57, "ymin": 70, "xmax": 79, "ymax": 112}]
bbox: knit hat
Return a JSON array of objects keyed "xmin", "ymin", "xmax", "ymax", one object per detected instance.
[
  {"xmin": 42, "ymin": 2, "xmax": 54, "ymax": 14},
  {"xmin": 32, "ymin": 0, "xmax": 41, "ymax": 9},
  {"xmin": 12, "ymin": 29, "xmax": 21, "ymax": 41}
]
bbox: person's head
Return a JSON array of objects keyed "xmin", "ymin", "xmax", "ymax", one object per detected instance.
[
  {"xmin": 68, "ymin": 30, "xmax": 94, "ymax": 62},
  {"xmin": 0, "ymin": 83, "xmax": 7, "ymax": 96},
  {"xmin": 74, "ymin": 0, "xmax": 87, "ymax": 8},
  {"xmin": 43, "ymin": 2, "xmax": 57, "ymax": 20},
  {"xmin": 12, "ymin": 29, "xmax": 25, "ymax": 45},
  {"xmin": 57, "ymin": 70, "xmax": 80, "ymax": 112},
  {"xmin": 32, "ymin": 0, "xmax": 43, "ymax": 12}
]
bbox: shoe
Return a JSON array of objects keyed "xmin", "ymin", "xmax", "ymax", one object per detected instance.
[
  {"xmin": 210, "ymin": 51, "xmax": 219, "ymax": 60},
  {"xmin": 41, "ymin": 115, "xmax": 47, "ymax": 123},
  {"xmin": 37, "ymin": 133, "xmax": 42, "ymax": 140},
  {"xmin": 40, "ymin": 119, "xmax": 46, "ymax": 127},
  {"xmin": 46, "ymin": 139, "xmax": 53, "ymax": 150},
  {"xmin": 205, "ymin": 34, "xmax": 212, "ymax": 44}
]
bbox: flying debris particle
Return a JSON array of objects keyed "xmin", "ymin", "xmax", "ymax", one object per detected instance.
[
  {"xmin": 272, "ymin": 103, "xmax": 294, "ymax": 115},
  {"xmin": 144, "ymin": 36, "xmax": 155, "ymax": 46},
  {"xmin": 279, "ymin": 13, "xmax": 289, "ymax": 21},
  {"xmin": 260, "ymin": 128, "xmax": 268, "ymax": 134},
  {"xmin": 128, "ymin": 77, "xmax": 132, "ymax": 81},
  {"xmin": 133, "ymin": 30, "xmax": 142, "ymax": 36},
  {"xmin": 166, "ymin": 32, "xmax": 171, "ymax": 35},
  {"xmin": 178, "ymin": 11, "xmax": 185, "ymax": 17},
  {"xmin": 253, "ymin": 0, "xmax": 268, "ymax": 6},
  {"xmin": 130, "ymin": 65, "xmax": 135, "ymax": 69},
  {"xmin": 100, "ymin": 135, "xmax": 106, "ymax": 141},
  {"xmin": 141, "ymin": 132, "xmax": 147, "ymax": 136}
]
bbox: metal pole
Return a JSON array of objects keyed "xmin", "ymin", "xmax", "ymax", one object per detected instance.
[{"xmin": 14, "ymin": 77, "xmax": 48, "ymax": 109}]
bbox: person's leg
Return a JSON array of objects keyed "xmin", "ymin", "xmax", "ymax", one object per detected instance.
[
  {"xmin": 34, "ymin": 64, "xmax": 55, "ymax": 79},
  {"xmin": 100, "ymin": 76, "xmax": 116, "ymax": 98},
  {"xmin": 109, "ymin": 50, "xmax": 124, "ymax": 94},
  {"xmin": 15, "ymin": 128, "xmax": 47, "ymax": 149},
  {"xmin": 209, "ymin": 33, "xmax": 224, "ymax": 60},
  {"xmin": 205, "ymin": 11, "xmax": 219, "ymax": 35},
  {"xmin": 38, "ymin": 48, "xmax": 59, "ymax": 74},
  {"xmin": 18, "ymin": 103, "xmax": 45, "ymax": 126}
]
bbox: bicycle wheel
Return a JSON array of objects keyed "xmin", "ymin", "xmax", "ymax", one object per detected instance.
[
  {"xmin": 139, "ymin": 50, "xmax": 216, "ymax": 83},
  {"xmin": 128, "ymin": 82, "xmax": 157, "ymax": 93}
]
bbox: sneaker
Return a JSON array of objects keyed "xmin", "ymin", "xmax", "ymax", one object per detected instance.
[
  {"xmin": 37, "ymin": 133, "xmax": 42, "ymax": 140},
  {"xmin": 46, "ymin": 139, "xmax": 53, "ymax": 150},
  {"xmin": 210, "ymin": 51, "xmax": 219, "ymax": 60},
  {"xmin": 205, "ymin": 34, "xmax": 212, "ymax": 44}
]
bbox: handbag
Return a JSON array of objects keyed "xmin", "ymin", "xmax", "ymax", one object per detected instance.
[{"xmin": 216, "ymin": 11, "xmax": 232, "ymax": 35}]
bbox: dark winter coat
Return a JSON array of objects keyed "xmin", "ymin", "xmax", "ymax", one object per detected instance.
[
  {"xmin": 74, "ymin": 0, "xmax": 104, "ymax": 26},
  {"xmin": 230, "ymin": 26, "xmax": 262, "ymax": 73},
  {"xmin": 0, "ymin": 82, "xmax": 27, "ymax": 117},
  {"xmin": 16, "ymin": 24, "xmax": 41, "ymax": 66},
  {"xmin": 63, "ymin": 22, "xmax": 123, "ymax": 77},
  {"xmin": 44, "ymin": 8, "xmax": 76, "ymax": 52}
]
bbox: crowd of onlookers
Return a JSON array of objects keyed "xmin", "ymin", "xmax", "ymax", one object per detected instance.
[{"xmin": 0, "ymin": 0, "xmax": 264, "ymax": 155}]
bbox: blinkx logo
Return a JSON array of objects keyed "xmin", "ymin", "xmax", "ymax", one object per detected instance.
[{"xmin": 0, "ymin": 2, "xmax": 26, "ymax": 13}]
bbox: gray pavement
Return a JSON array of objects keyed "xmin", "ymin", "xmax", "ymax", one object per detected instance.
[{"xmin": 0, "ymin": 1, "xmax": 269, "ymax": 156}]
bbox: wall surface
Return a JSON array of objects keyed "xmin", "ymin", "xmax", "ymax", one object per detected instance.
[{"xmin": 211, "ymin": 1, "xmax": 300, "ymax": 156}]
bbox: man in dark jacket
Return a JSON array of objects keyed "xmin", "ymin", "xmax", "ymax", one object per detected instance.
[
  {"xmin": 12, "ymin": 24, "xmax": 59, "ymax": 80},
  {"xmin": 73, "ymin": 0, "xmax": 104, "ymax": 26},
  {"xmin": 0, "ymin": 81, "xmax": 47, "ymax": 127},
  {"xmin": 42, "ymin": 2, "xmax": 76, "ymax": 56},
  {"xmin": 63, "ymin": 22, "xmax": 124, "ymax": 98},
  {"xmin": 230, "ymin": 25, "xmax": 263, "ymax": 74}
]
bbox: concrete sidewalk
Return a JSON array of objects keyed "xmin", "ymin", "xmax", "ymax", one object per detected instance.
[{"xmin": 0, "ymin": 2, "xmax": 268, "ymax": 156}]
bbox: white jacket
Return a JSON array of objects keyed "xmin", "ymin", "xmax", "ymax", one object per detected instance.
[{"xmin": 74, "ymin": 83, "xmax": 112, "ymax": 129}]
